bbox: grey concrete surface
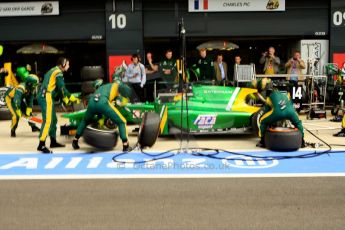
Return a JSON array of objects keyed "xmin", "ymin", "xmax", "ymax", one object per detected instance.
[
  {"xmin": 0, "ymin": 178, "xmax": 345, "ymax": 230},
  {"xmin": 0, "ymin": 112, "xmax": 343, "ymax": 153}
]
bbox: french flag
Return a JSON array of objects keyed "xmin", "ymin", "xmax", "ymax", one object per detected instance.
[{"xmin": 194, "ymin": 0, "xmax": 208, "ymax": 10}]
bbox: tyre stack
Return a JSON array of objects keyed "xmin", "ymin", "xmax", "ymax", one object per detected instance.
[
  {"xmin": 0, "ymin": 87, "xmax": 12, "ymax": 120},
  {"xmin": 80, "ymin": 66, "xmax": 104, "ymax": 101}
]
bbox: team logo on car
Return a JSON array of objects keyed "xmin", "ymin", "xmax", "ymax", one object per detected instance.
[{"xmin": 194, "ymin": 115, "xmax": 216, "ymax": 129}]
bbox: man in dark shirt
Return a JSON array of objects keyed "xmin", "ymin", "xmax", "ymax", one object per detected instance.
[{"xmin": 192, "ymin": 48, "xmax": 215, "ymax": 82}]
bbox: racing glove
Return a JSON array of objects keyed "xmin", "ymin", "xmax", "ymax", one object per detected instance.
[
  {"xmin": 98, "ymin": 117, "xmax": 105, "ymax": 128},
  {"xmin": 62, "ymin": 96, "xmax": 70, "ymax": 105},
  {"xmin": 69, "ymin": 95, "xmax": 80, "ymax": 104},
  {"xmin": 26, "ymin": 107, "xmax": 32, "ymax": 117},
  {"xmin": 116, "ymin": 96, "xmax": 129, "ymax": 107},
  {"xmin": 15, "ymin": 109, "xmax": 22, "ymax": 118}
]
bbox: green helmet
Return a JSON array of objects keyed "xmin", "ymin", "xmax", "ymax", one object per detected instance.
[
  {"xmin": 0, "ymin": 45, "xmax": 3, "ymax": 56},
  {"xmin": 118, "ymin": 82, "xmax": 132, "ymax": 99},
  {"xmin": 25, "ymin": 74, "xmax": 39, "ymax": 89},
  {"xmin": 16, "ymin": 67, "xmax": 29, "ymax": 81}
]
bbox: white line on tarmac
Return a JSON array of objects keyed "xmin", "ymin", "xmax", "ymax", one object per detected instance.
[{"xmin": 1, "ymin": 173, "xmax": 345, "ymax": 180}]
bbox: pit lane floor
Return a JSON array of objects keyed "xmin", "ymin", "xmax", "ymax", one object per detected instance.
[{"xmin": 1, "ymin": 113, "xmax": 345, "ymax": 230}]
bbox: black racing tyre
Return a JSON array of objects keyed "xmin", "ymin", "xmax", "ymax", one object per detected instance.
[
  {"xmin": 0, "ymin": 108, "xmax": 12, "ymax": 120},
  {"xmin": 80, "ymin": 66, "xmax": 104, "ymax": 81},
  {"xmin": 0, "ymin": 87, "xmax": 8, "ymax": 108},
  {"xmin": 251, "ymin": 108, "xmax": 265, "ymax": 137},
  {"xmin": 138, "ymin": 112, "xmax": 161, "ymax": 148},
  {"xmin": 265, "ymin": 127, "xmax": 302, "ymax": 151},
  {"xmin": 83, "ymin": 125, "xmax": 118, "ymax": 150},
  {"xmin": 81, "ymin": 81, "xmax": 96, "ymax": 94}
]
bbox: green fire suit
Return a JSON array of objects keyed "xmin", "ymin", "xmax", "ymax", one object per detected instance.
[
  {"xmin": 38, "ymin": 66, "xmax": 71, "ymax": 141},
  {"xmin": 259, "ymin": 90, "xmax": 304, "ymax": 138},
  {"xmin": 75, "ymin": 83, "xmax": 128, "ymax": 142},
  {"xmin": 5, "ymin": 83, "xmax": 36, "ymax": 131}
]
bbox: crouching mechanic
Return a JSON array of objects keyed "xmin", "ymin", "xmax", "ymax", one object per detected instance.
[
  {"xmin": 72, "ymin": 82, "xmax": 132, "ymax": 152},
  {"xmin": 37, "ymin": 57, "xmax": 80, "ymax": 153},
  {"xmin": 5, "ymin": 75, "xmax": 40, "ymax": 137},
  {"xmin": 257, "ymin": 86, "xmax": 305, "ymax": 148}
]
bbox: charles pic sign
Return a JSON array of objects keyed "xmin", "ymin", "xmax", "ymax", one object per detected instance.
[
  {"xmin": 189, "ymin": 0, "xmax": 285, "ymax": 12},
  {"xmin": 0, "ymin": 1, "xmax": 59, "ymax": 17}
]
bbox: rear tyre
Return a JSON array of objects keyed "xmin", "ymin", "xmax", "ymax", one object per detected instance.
[
  {"xmin": 81, "ymin": 81, "xmax": 96, "ymax": 94},
  {"xmin": 83, "ymin": 125, "xmax": 118, "ymax": 150},
  {"xmin": 0, "ymin": 87, "xmax": 11, "ymax": 120},
  {"xmin": 265, "ymin": 127, "xmax": 302, "ymax": 151},
  {"xmin": 138, "ymin": 112, "xmax": 161, "ymax": 148},
  {"xmin": 0, "ymin": 108, "xmax": 12, "ymax": 120}
]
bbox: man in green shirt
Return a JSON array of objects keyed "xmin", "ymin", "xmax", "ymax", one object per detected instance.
[
  {"xmin": 192, "ymin": 48, "xmax": 215, "ymax": 82},
  {"xmin": 159, "ymin": 49, "xmax": 177, "ymax": 83}
]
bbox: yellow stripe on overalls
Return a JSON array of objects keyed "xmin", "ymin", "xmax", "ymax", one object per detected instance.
[
  {"xmin": 40, "ymin": 92, "xmax": 53, "ymax": 141},
  {"xmin": 40, "ymin": 69, "xmax": 60, "ymax": 141},
  {"xmin": 109, "ymin": 83, "xmax": 119, "ymax": 102},
  {"xmin": 258, "ymin": 98, "xmax": 274, "ymax": 138},
  {"xmin": 108, "ymin": 101, "xmax": 127, "ymax": 138},
  {"xmin": 5, "ymin": 96, "xmax": 17, "ymax": 129}
]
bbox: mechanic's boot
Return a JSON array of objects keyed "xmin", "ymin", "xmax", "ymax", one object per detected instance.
[
  {"xmin": 31, "ymin": 125, "xmax": 40, "ymax": 132},
  {"xmin": 72, "ymin": 139, "xmax": 80, "ymax": 150},
  {"xmin": 333, "ymin": 129, "xmax": 345, "ymax": 137},
  {"xmin": 37, "ymin": 141, "xmax": 52, "ymax": 154},
  {"xmin": 256, "ymin": 138, "xmax": 265, "ymax": 148},
  {"xmin": 123, "ymin": 143, "xmax": 132, "ymax": 152},
  {"xmin": 50, "ymin": 138, "xmax": 65, "ymax": 148},
  {"xmin": 10, "ymin": 129, "xmax": 16, "ymax": 137},
  {"xmin": 301, "ymin": 139, "xmax": 306, "ymax": 148}
]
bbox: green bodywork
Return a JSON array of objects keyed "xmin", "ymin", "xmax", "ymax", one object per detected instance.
[{"xmin": 62, "ymin": 85, "xmax": 260, "ymax": 135}]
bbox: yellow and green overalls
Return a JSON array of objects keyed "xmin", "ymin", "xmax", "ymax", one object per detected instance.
[
  {"xmin": 259, "ymin": 91, "xmax": 304, "ymax": 138},
  {"xmin": 75, "ymin": 83, "xmax": 128, "ymax": 142},
  {"xmin": 38, "ymin": 66, "xmax": 70, "ymax": 142},
  {"xmin": 5, "ymin": 83, "xmax": 37, "ymax": 132}
]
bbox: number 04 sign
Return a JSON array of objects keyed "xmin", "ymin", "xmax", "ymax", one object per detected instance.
[
  {"xmin": 333, "ymin": 10, "xmax": 345, "ymax": 27},
  {"xmin": 109, "ymin": 13, "xmax": 127, "ymax": 29}
]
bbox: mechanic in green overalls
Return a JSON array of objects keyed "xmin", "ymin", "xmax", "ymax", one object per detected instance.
[
  {"xmin": 5, "ymin": 75, "xmax": 40, "ymax": 137},
  {"xmin": 37, "ymin": 57, "xmax": 80, "ymax": 153},
  {"xmin": 71, "ymin": 82, "xmax": 132, "ymax": 152},
  {"xmin": 257, "ymin": 82, "xmax": 305, "ymax": 148}
]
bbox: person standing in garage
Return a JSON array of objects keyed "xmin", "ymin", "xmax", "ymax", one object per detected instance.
[
  {"xmin": 192, "ymin": 48, "xmax": 215, "ymax": 82},
  {"xmin": 124, "ymin": 54, "xmax": 146, "ymax": 102},
  {"xmin": 71, "ymin": 81, "xmax": 132, "ymax": 152},
  {"xmin": 37, "ymin": 57, "xmax": 79, "ymax": 153}
]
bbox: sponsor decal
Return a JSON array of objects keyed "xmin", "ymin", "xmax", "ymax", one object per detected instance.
[
  {"xmin": 194, "ymin": 115, "xmax": 217, "ymax": 129},
  {"xmin": 189, "ymin": 0, "xmax": 285, "ymax": 12},
  {"xmin": 0, "ymin": 1, "xmax": 59, "ymax": 17}
]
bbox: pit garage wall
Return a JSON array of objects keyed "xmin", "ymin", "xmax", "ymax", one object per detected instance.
[
  {"xmin": 143, "ymin": 0, "xmax": 329, "ymax": 37},
  {"xmin": 0, "ymin": 1, "xmax": 105, "ymax": 41},
  {"xmin": 330, "ymin": 0, "xmax": 345, "ymax": 66},
  {"xmin": 105, "ymin": 0, "xmax": 144, "ymax": 80}
]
